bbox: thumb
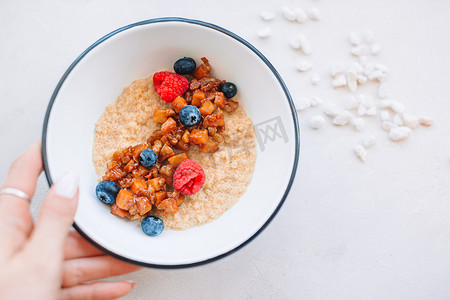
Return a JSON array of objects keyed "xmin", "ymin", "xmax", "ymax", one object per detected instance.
[{"xmin": 29, "ymin": 172, "xmax": 79, "ymax": 256}]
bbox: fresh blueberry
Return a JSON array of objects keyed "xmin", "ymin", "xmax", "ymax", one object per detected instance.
[
  {"xmin": 96, "ymin": 180, "xmax": 120, "ymax": 204},
  {"xmin": 179, "ymin": 105, "xmax": 202, "ymax": 127},
  {"xmin": 139, "ymin": 148, "xmax": 157, "ymax": 168},
  {"xmin": 219, "ymin": 82, "xmax": 238, "ymax": 98},
  {"xmin": 141, "ymin": 216, "xmax": 164, "ymax": 236},
  {"xmin": 174, "ymin": 57, "xmax": 197, "ymax": 75}
]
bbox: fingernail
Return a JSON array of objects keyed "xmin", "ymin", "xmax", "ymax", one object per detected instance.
[
  {"xmin": 127, "ymin": 280, "xmax": 136, "ymax": 289},
  {"xmin": 53, "ymin": 172, "xmax": 79, "ymax": 198}
]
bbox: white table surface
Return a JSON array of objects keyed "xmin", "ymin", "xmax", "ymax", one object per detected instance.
[{"xmin": 1, "ymin": 0, "xmax": 450, "ymax": 299}]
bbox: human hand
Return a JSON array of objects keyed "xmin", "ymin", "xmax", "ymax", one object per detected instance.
[{"xmin": 0, "ymin": 141, "xmax": 141, "ymax": 300}]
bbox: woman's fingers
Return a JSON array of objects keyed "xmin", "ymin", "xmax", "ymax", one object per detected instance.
[
  {"xmin": 59, "ymin": 281, "xmax": 136, "ymax": 300},
  {"xmin": 64, "ymin": 231, "xmax": 105, "ymax": 260},
  {"xmin": 0, "ymin": 141, "xmax": 43, "ymax": 260},
  {"xmin": 62, "ymin": 255, "xmax": 141, "ymax": 288},
  {"xmin": 27, "ymin": 172, "xmax": 79, "ymax": 261},
  {"xmin": 0, "ymin": 140, "xmax": 43, "ymax": 199}
]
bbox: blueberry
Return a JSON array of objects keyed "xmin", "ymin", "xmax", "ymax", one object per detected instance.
[
  {"xmin": 219, "ymin": 82, "xmax": 238, "ymax": 98},
  {"xmin": 174, "ymin": 57, "xmax": 196, "ymax": 75},
  {"xmin": 139, "ymin": 148, "xmax": 157, "ymax": 168},
  {"xmin": 141, "ymin": 216, "xmax": 164, "ymax": 236},
  {"xmin": 179, "ymin": 105, "xmax": 201, "ymax": 127},
  {"xmin": 96, "ymin": 180, "xmax": 120, "ymax": 204}
]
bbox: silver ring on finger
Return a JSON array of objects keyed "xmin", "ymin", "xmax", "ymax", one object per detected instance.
[{"xmin": 0, "ymin": 187, "xmax": 32, "ymax": 201}]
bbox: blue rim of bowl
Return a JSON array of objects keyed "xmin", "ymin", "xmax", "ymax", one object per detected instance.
[{"xmin": 41, "ymin": 17, "xmax": 300, "ymax": 269}]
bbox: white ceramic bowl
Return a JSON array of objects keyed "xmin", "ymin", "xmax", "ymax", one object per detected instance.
[{"xmin": 42, "ymin": 18, "xmax": 299, "ymax": 268}]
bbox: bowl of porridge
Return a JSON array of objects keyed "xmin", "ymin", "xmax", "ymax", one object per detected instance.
[{"xmin": 42, "ymin": 18, "xmax": 300, "ymax": 268}]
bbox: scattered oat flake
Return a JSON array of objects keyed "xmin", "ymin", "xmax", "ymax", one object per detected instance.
[
  {"xmin": 257, "ymin": 27, "xmax": 272, "ymax": 39},
  {"xmin": 332, "ymin": 111, "xmax": 352, "ymax": 126},
  {"xmin": 322, "ymin": 102, "xmax": 339, "ymax": 117},
  {"xmin": 402, "ymin": 113, "xmax": 419, "ymax": 129},
  {"xmin": 294, "ymin": 97, "xmax": 311, "ymax": 111},
  {"xmin": 353, "ymin": 145, "xmax": 367, "ymax": 162},
  {"xmin": 260, "ymin": 11, "xmax": 275, "ymax": 21},
  {"xmin": 299, "ymin": 37, "xmax": 312, "ymax": 55},
  {"xmin": 294, "ymin": 8, "xmax": 308, "ymax": 23},
  {"xmin": 380, "ymin": 100, "xmax": 405, "ymax": 113},
  {"xmin": 309, "ymin": 115, "xmax": 325, "ymax": 129},
  {"xmin": 388, "ymin": 126, "xmax": 411, "ymax": 142},
  {"xmin": 346, "ymin": 72, "xmax": 358, "ymax": 91},
  {"xmin": 281, "ymin": 6, "xmax": 296, "ymax": 22},
  {"xmin": 352, "ymin": 117, "xmax": 365, "ymax": 131},
  {"xmin": 362, "ymin": 135, "xmax": 376, "ymax": 148},
  {"xmin": 382, "ymin": 121, "xmax": 396, "ymax": 132},
  {"xmin": 295, "ymin": 60, "xmax": 312, "ymax": 72},
  {"xmin": 357, "ymin": 74, "xmax": 368, "ymax": 84},
  {"xmin": 308, "ymin": 7, "xmax": 321, "ymax": 21},
  {"xmin": 351, "ymin": 45, "xmax": 368, "ymax": 57},
  {"xmin": 310, "ymin": 96, "xmax": 323, "ymax": 106},
  {"xmin": 332, "ymin": 73, "xmax": 347, "ymax": 88},
  {"xmin": 349, "ymin": 32, "xmax": 362, "ymax": 45},
  {"xmin": 418, "ymin": 117, "xmax": 434, "ymax": 127},
  {"xmin": 367, "ymin": 69, "xmax": 385, "ymax": 81},
  {"xmin": 289, "ymin": 36, "xmax": 302, "ymax": 50}
]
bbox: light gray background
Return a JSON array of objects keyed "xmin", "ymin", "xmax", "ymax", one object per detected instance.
[{"xmin": 1, "ymin": 0, "xmax": 450, "ymax": 299}]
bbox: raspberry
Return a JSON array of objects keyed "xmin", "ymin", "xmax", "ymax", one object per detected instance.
[
  {"xmin": 173, "ymin": 159, "xmax": 205, "ymax": 196},
  {"xmin": 153, "ymin": 71, "xmax": 189, "ymax": 103}
]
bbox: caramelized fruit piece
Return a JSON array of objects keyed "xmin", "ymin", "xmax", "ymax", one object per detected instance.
[
  {"xmin": 110, "ymin": 204, "xmax": 130, "ymax": 217},
  {"xmin": 198, "ymin": 137, "xmax": 219, "ymax": 153},
  {"xmin": 128, "ymin": 203, "xmax": 139, "ymax": 215},
  {"xmin": 214, "ymin": 92, "xmax": 227, "ymax": 109},
  {"xmin": 103, "ymin": 167, "xmax": 126, "ymax": 181},
  {"xmin": 212, "ymin": 133, "xmax": 224, "ymax": 143},
  {"xmin": 192, "ymin": 57, "xmax": 211, "ymax": 80},
  {"xmin": 202, "ymin": 109, "xmax": 225, "ymax": 128},
  {"xmin": 172, "ymin": 96, "xmax": 187, "ymax": 113},
  {"xmin": 182, "ymin": 130, "xmax": 190, "ymax": 143},
  {"xmin": 116, "ymin": 189, "xmax": 134, "ymax": 210},
  {"xmin": 136, "ymin": 197, "xmax": 152, "ymax": 215},
  {"xmin": 168, "ymin": 152, "xmax": 189, "ymax": 167},
  {"xmin": 157, "ymin": 198, "xmax": 178, "ymax": 216},
  {"xmin": 159, "ymin": 143, "xmax": 174, "ymax": 161},
  {"xmin": 175, "ymin": 140, "xmax": 189, "ymax": 151},
  {"xmin": 168, "ymin": 190, "xmax": 186, "ymax": 206},
  {"xmin": 161, "ymin": 117, "xmax": 177, "ymax": 135},
  {"xmin": 132, "ymin": 144, "xmax": 147, "ymax": 161},
  {"xmin": 152, "ymin": 139, "xmax": 163, "ymax": 155},
  {"xmin": 147, "ymin": 130, "xmax": 163, "ymax": 144},
  {"xmin": 148, "ymin": 177, "xmax": 166, "ymax": 192},
  {"xmin": 199, "ymin": 100, "xmax": 216, "ymax": 116},
  {"xmin": 189, "ymin": 129, "xmax": 209, "ymax": 144},
  {"xmin": 189, "ymin": 78, "xmax": 201, "ymax": 91},
  {"xmin": 160, "ymin": 164, "xmax": 174, "ymax": 177},
  {"xmin": 130, "ymin": 178, "xmax": 147, "ymax": 194},
  {"xmin": 153, "ymin": 109, "xmax": 167, "ymax": 123},
  {"xmin": 191, "ymin": 91, "xmax": 205, "ymax": 107},
  {"xmin": 224, "ymin": 99, "xmax": 239, "ymax": 112},
  {"xmin": 155, "ymin": 191, "xmax": 167, "ymax": 205},
  {"xmin": 124, "ymin": 159, "xmax": 138, "ymax": 173}
]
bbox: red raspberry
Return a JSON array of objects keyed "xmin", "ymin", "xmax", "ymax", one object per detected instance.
[
  {"xmin": 173, "ymin": 159, "xmax": 206, "ymax": 196},
  {"xmin": 153, "ymin": 71, "xmax": 189, "ymax": 103}
]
